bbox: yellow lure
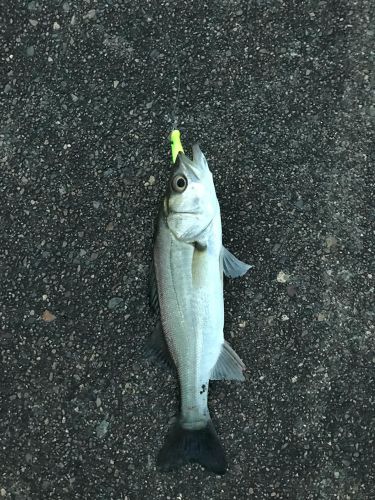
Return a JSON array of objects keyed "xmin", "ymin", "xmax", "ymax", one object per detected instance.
[{"xmin": 170, "ymin": 129, "xmax": 184, "ymax": 163}]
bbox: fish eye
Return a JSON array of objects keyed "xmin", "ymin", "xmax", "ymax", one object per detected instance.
[{"xmin": 171, "ymin": 175, "xmax": 187, "ymax": 193}]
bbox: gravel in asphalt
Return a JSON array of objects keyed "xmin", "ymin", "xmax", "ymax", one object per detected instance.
[{"xmin": 1, "ymin": 1, "xmax": 374, "ymax": 498}]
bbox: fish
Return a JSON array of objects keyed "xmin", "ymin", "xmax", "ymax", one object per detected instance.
[{"xmin": 147, "ymin": 142, "xmax": 251, "ymax": 474}]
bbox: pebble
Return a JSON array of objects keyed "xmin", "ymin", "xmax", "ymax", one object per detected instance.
[
  {"xmin": 42, "ymin": 310, "xmax": 56, "ymax": 322},
  {"xmin": 83, "ymin": 9, "xmax": 96, "ymax": 20},
  {"xmin": 325, "ymin": 235, "xmax": 337, "ymax": 250},
  {"xmin": 29, "ymin": 19, "xmax": 38, "ymax": 26},
  {"xmin": 295, "ymin": 198, "xmax": 304, "ymax": 209},
  {"xmin": 144, "ymin": 175, "xmax": 156, "ymax": 187},
  {"xmin": 108, "ymin": 297, "xmax": 124, "ymax": 310},
  {"xmin": 317, "ymin": 311, "xmax": 327, "ymax": 321},
  {"xmin": 26, "ymin": 46, "xmax": 35, "ymax": 57},
  {"xmin": 277, "ymin": 271, "xmax": 290, "ymax": 283},
  {"xmin": 150, "ymin": 48, "xmax": 160, "ymax": 60},
  {"xmin": 96, "ymin": 419, "xmax": 109, "ymax": 438}
]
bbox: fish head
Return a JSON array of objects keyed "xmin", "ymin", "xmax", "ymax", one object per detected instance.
[{"xmin": 164, "ymin": 144, "xmax": 219, "ymax": 243}]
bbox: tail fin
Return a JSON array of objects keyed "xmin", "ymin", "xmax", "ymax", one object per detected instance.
[{"xmin": 157, "ymin": 419, "xmax": 227, "ymax": 475}]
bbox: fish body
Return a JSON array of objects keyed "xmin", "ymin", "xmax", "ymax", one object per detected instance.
[{"xmin": 149, "ymin": 143, "xmax": 251, "ymax": 474}]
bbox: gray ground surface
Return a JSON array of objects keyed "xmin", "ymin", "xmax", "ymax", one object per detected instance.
[{"xmin": 1, "ymin": 1, "xmax": 374, "ymax": 499}]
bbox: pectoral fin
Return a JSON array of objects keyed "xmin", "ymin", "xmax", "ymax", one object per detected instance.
[
  {"xmin": 222, "ymin": 246, "xmax": 252, "ymax": 278},
  {"xmin": 210, "ymin": 341, "xmax": 245, "ymax": 381},
  {"xmin": 145, "ymin": 321, "xmax": 175, "ymax": 370}
]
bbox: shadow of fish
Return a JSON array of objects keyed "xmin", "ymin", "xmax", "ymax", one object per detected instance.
[{"xmin": 147, "ymin": 144, "xmax": 251, "ymax": 474}]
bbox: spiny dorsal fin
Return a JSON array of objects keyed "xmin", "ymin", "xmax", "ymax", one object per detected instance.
[
  {"xmin": 149, "ymin": 263, "xmax": 160, "ymax": 316},
  {"xmin": 145, "ymin": 321, "xmax": 175, "ymax": 370}
]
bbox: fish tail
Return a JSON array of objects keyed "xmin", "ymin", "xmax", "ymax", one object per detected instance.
[{"xmin": 157, "ymin": 419, "xmax": 227, "ymax": 475}]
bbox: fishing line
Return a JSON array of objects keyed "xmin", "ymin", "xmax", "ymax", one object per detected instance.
[
  {"xmin": 171, "ymin": 61, "xmax": 181, "ymax": 131},
  {"xmin": 163, "ymin": 29, "xmax": 185, "ymax": 162},
  {"xmin": 152, "ymin": 16, "xmax": 188, "ymax": 160},
  {"xmin": 164, "ymin": 29, "xmax": 182, "ymax": 132}
]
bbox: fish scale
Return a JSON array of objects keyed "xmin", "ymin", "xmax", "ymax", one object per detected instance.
[{"xmin": 156, "ymin": 218, "xmax": 221, "ymax": 425}]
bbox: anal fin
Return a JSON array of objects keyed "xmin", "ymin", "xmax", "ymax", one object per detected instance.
[{"xmin": 210, "ymin": 341, "xmax": 245, "ymax": 381}]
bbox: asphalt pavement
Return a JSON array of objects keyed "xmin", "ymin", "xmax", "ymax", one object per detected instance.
[{"xmin": 1, "ymin": 1, "xmax": 374, "ymax": 498}]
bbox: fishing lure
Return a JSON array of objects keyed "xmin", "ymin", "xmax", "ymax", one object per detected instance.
[{"xmin": 170, "ymin": 129, "xmax": 184, "ymax": 163}]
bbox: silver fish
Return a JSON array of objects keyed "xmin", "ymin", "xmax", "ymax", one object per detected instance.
[{"xmin": 148, "ymin": 144, "xmax": 251, "ymax": 474}]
